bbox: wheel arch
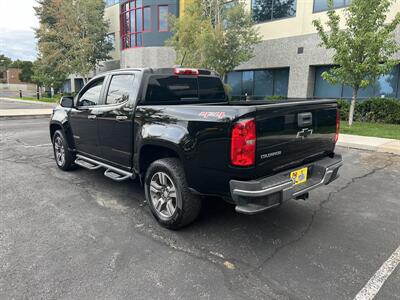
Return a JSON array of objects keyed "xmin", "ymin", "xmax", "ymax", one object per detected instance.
[
  {"xmin": 50, "ymin": 121, "xmax": 75, "ymax": 150},
  {"xmin": 138, "ymin": 142, "xmax": 184, "ymax": 177}
]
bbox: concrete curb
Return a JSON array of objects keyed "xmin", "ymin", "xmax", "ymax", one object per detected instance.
[
  {"xmin": 0, "ymin": 114, "xmax": 52, "ymax": 120},
  {"xmin": 337, "ymin": 134, "xmax": 400, "ymax": 156},
  {"xmin": 0, "ymin": 108, "xmax": 53, "ymax": 119}
]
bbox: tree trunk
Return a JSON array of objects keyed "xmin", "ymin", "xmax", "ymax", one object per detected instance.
[{"xmin": 348, "ymin": 88, "xmax": 358, "ymax": 127}]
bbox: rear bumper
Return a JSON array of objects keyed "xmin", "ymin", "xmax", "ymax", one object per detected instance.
[{"xmin": 229, "ymin": 154, "xmax": 343, "ymax": 215}]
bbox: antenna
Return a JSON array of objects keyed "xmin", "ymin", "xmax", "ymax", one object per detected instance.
[{"xmin": 180, "ymin": 51, "xmax": 187, "ymax": 66}]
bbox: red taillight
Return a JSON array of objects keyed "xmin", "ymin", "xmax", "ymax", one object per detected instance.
[
  {"xmin": 231, "ymin": 119, "xmax": 256, "ymax": 167},
  {"xmin": 335, "ymin": 108, "xmax": 340, "ymax": 143},
  {"xmin": 174, "ymin": 68, "xmax": 199, "ymax": 76}
]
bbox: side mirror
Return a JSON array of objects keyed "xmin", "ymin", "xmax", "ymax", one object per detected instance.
[{"xmin": 60, "ymin": 96, "xmax": 74, "ymax": 108}]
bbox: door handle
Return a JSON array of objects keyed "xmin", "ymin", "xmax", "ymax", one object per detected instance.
[
  {"xmin": 298, "ymin": 112, "xmax": 312, "ymax": 127},
  {"xmin": 88, "ymin": 115, "xmax": 97, "ymax": 119},
  {"xmin": 116, "ymin": 116, "xmax": 128, "ymax": 121}
]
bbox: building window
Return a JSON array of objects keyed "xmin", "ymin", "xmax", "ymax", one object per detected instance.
[
  {"xmin": 106, "ymin": 33, "xmax": 116, "ymax": 48},
  {"xmin": 313, "ymin": 65, "xmax": 400, "ymax": 99},
  {"xmin": 120, "ymin": 1, "xmax": 151, "ymax": 49},
  {"xmin": 106, "ymin": 0, "xmax": 119, "ymax": 7},
  {"xmin": 225, "ymin": 68, "xmax": 289, "ymax": 100},
  {"xmin": 144, "ymin": 6, "xmax": 151, "ymax": 32},
  {"xmin": 313, "ymin": 0, "xmax": 352, "ymax": 13},
  {"xmin": 158, "ymin": 5, "xmax": 169, "ymax": 32},
  {"xmin": 252, "ymin": 0, "xmax": 297, "ymax": 23}
]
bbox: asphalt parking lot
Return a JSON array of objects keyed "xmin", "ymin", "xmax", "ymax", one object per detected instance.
[{"xmin": 1, "ymin": 117, "xmax": 399, "ymax": 300}]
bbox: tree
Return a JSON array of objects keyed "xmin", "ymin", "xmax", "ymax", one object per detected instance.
[
  {"xmin": 313, "ymin": 0, "xmax": 400, "ymax": 127},
  {"xmin": 0, "ymin": 54, "xmax": 12, "ymax": 73},
  {"xmin": 0, "ymin": 54, "xmax": 12, "ymax": 83},
  {"xmin": 32, "ymin": 58, "xmax": 66, "ymax": 92},
  {"xmin": 167, "ymin": 0, "xmax": 261, "ymax": 78},
  {"xmin": 10, "ymin": 60, "xmax": 34, "ymax": 83},
  {"xmin": 35, "ymin": 0, "xmax": 113, "ymax": 84}
]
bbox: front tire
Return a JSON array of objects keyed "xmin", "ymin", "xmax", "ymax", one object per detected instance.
[
  {"xmin": 52, "ymin": 130, "xmax": 75, "ymax": 171},
  {"xmin": 144, "ymin": 158, "xmax": 202, "ymax": 229}
]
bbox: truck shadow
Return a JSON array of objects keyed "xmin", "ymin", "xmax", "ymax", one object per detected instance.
[{"xmin": 76, "ymin": 166, "xmax": 320, "ymax": 270}]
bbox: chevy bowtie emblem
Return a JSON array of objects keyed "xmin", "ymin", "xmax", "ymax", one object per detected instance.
[{"xmin": 296, "ymin": 128, "xmax": 313, "ymax": 139}]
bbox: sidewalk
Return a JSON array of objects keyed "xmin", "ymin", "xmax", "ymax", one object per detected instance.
[
  {"xmin": 0, "ymin": 97, "xmax": 55, "ymax": 119},
  {"xmin": 337, "ymin": 134, "xmax": 400, "ymax": 155},
  {"xmin": 0, "ymin": 109, "xmax": 53, "ymax": 119}
]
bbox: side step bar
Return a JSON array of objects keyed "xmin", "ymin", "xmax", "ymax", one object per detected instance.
[
  {"xmin": 75, "ymin": 157, "xmax": 102, "ymax": 170},
  {"xmin": 75, "ymin": 154, "xmax": 135, "ymax": 182}
]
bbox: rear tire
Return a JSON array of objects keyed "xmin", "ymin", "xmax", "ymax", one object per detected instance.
[
  {"xmin": 144, "ymin": 158, "xmax": 202, "ymax": 229},
  {"xmin": 52, "ymin": 130, "xmax": 75, "ymax": 171}
]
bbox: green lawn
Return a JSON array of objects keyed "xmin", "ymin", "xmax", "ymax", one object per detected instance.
[
  {"xmin": 340, "ymin": 121, "xmax": 400, "ymax": 140},
  {"xmin": 20, "ymin": 96, "xmax": 60, "ymax": 103}
]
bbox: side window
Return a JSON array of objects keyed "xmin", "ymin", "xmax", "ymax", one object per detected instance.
[
  {"xmin": 106, "ymin": 74, "xmax": 136, "ymax": 105},
  {"xmin": 78, "ymin": 78, "xmax": 104, "ymax": 107}
]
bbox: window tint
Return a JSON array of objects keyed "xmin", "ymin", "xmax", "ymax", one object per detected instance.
[
  {"xmin": 145, "ymin": 75, "xmax": 226, "ymax": 103},
  {"xmin": 198, "ymin": 76, "xmax": 226, "ymax": 100},
  {"xmin": 146, "ymin": 76, "xmax": 197, "ymax": 102},
  {"xmin": 106, "ymin": 74, "xmax": 136, "ymax": 105},
  {"xmin": 79, "ymin": 78, "xmax": 104, "ymax": 107}
]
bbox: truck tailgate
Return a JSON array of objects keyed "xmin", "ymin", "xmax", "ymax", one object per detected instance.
[{"xmin": 254, "ymin": 100, "xmax": 338, "ymax": 177}]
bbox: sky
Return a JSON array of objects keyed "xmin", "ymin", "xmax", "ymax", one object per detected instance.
[{"xmin": 0, "ymin": 0, "xmax": 39, "ymax": 61}]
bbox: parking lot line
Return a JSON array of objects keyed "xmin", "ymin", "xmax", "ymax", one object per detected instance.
[{"xmin": 353, "ymin": 245, "xmax": 400, "ymax": 300}]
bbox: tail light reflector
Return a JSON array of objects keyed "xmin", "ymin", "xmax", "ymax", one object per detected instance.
[
  {"xmin": 335, "ymin": 108, "xmax": 340, "ymax": 143},
  {"xmin": 231, "ymin": 119, "xmax": 256, "ymax": 167},
  {"xmin": 174, "ymin": 68, "xmax": 199, "ymax": 76}
]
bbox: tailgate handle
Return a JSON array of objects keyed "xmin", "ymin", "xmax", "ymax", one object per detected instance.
[{"xmin": 298, "ymin": 112, "xmax": 312, "ymax": 127}]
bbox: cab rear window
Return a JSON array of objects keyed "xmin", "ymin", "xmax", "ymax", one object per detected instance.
[{"xmin": 145, "ymin": 75, "xmax": 226, "ymax": 103}]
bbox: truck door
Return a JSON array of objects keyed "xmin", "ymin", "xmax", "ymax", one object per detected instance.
[
  {"xmin": 97, "ymin": 73, "xmax": 137, "ymax": 169},
  {"xmin": 69, "ymin": 77, "xmax": 106, "ymax": 158}
]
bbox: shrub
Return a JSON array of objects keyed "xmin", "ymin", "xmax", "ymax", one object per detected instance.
[
  {"xmin": 358, "ymin": 98, "xmax": 400, "ymax": 124},
  {"xmin": 265, "ymin": 95, "xmax": 285, "ymax": 100},
  {"xmin": 337, "ymin": 99, "xmax": 350, "ymax": 121},
  {"xmin": 337, "ymin": 98, "xmax": 400, "ymax": 124}
]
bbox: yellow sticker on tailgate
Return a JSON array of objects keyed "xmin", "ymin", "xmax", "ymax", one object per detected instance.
[{"xmin": 290, "ymin": 167, "xmax": 308, "ymax": 185}]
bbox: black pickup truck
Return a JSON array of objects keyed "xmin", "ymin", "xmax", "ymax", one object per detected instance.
[{"xmin": 50, "ymin": 68, "xmax": 342, "ymax": 229}]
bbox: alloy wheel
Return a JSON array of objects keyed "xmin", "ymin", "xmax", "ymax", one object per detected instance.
[
  {"xmin": 54, "ymin": 136, "xmax": 65, "ymax": 167},
  {"xmin": 149, "ymin": 172, "xmax": 177, "ymax": 219}
]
